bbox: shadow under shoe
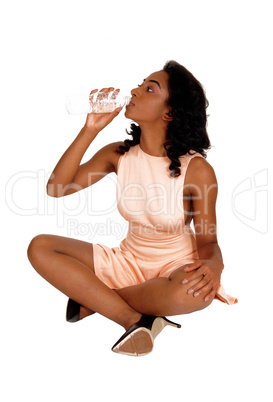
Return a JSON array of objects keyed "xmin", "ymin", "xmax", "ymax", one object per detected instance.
[{"xmin": 112, "ymin": 314, "xmax": 181, "ymax": 357}]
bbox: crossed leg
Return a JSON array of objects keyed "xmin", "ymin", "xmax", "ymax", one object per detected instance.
[
  {"xmin": 27, "ymin": 234, "xmax": 212, "ymax": 327},
  {"xmin": 115, "ymin": 268, "xmax": 213, "ymax": 317},
  {"xmin": 27, "ymin": 234, "xmax": 141, "ymax": 330}
]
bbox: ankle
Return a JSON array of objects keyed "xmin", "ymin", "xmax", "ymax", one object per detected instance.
[
  {"xmin": 79, "ymin": 305, "xmax": 95, "ymax": 320},
  {"xmin": 122, "ymin": 311, "xmax": 142, "ymax": 331}
]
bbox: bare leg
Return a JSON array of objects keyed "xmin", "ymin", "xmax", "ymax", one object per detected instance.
[
  {"xmin": 79, "ymin": 305, "xmax": 96, "ymax": 320},
  {"xmin": 114, "ymin": 266, "xmax": 213, "ymax": 316},
  {"xmin": 27, "ymin": 234, "xmax": 141, "ymax": 330},
  {"xmin": 77, "ymin": 265, "xmax": 213, "ymax": 319},
  {"xmin": 75, "ymin": 267, "xmax": 213, "ymax": 320}
]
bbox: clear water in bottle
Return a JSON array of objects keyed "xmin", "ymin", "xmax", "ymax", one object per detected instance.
[{"xmin": 66, "ymin": 90, "xmax": 130, "ymax": 114}]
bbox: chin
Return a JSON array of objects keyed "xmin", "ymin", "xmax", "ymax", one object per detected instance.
[{"xmin": 124, "ymin": 109, "xmax": 136, "ymax": 121}]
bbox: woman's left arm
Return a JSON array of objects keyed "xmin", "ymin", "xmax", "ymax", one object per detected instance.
[{"xmin": 182, "ymin": 157, "xmax": 224, "ymax": 301}]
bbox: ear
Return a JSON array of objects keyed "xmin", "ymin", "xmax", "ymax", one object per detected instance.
[{"xmin": 162, "ymin": 110, "xmax": 173, "ymax": 122}]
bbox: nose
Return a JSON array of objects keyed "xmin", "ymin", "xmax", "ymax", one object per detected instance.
[{"xmin": 131, "ymin": 86, "xmax": 140, "ymax": 97}]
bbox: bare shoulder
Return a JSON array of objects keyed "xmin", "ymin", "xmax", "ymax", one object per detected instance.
[
  {"xmin": 99, "ymin": 141, "xmax": 124, "ymax": 155},
  {"xmin": 185, "ymin": 156, "xmax": 218, "ymax": 189}
]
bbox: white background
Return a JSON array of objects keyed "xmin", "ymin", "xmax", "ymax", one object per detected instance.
[{"xmin": 1, "ymin": 0, "xmax": 272, "ymax": 401}]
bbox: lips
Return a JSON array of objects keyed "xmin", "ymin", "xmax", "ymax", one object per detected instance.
[{"xmin": 128, "ymin": 99, "xmax": 135, "ymax": 106}]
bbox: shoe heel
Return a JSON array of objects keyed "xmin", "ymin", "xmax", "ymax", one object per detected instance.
[
  {"xmin": 162, "ymin": 317, "xmax": 181, "ymax": 329},
  {"xmin": 151, "ymin": 316, "xmax": 181, "ymax": 339}
]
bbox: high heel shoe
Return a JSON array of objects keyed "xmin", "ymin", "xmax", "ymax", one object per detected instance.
[
  {"xmin": 111, "ymin": 315, "xmax": 181, "ymax": 357},
  {"xmin": 66, "ymin": 298, "xmax": 81, "ymax": 322}
]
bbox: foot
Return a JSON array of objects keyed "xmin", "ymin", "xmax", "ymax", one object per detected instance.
[
  {"xmin": 123, "ymin": 312, "xmax": 142, "ymax": 331},
  {"xmin": 111, "ymin": 315, "xmax": 181, "ymax": 356},
  {"xmin": 112, "ymin": 315, "xmax": 153, "ymax": 356}
]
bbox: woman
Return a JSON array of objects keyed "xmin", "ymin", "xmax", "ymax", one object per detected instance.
[{"xmin": 27, "ymin": 60, "xmax": 237, "ymax": 357}]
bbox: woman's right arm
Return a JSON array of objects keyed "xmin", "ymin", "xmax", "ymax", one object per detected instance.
[{"xmin": 47, "ymin": 88, "xmax": 123, "ymax": 198}]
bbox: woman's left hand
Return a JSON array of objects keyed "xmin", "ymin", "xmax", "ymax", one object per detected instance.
[{"xmin": 182, "ymin": 259, "xmax": 223, "ymax": 302}]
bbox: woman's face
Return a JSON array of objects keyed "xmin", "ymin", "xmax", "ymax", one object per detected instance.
[{"xmin": 125, "ymin": 70, "xmax": 171, "ymax": 125}]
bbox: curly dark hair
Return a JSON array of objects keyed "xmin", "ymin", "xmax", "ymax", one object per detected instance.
[{"xmin": 116, "ymin": 60, "xmax": 211, "ymax": 177}]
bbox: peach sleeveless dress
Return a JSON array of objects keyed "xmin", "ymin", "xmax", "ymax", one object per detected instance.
[{"xmin": 93, "ymin": 144, "xmax": 237, "ymax": 305}]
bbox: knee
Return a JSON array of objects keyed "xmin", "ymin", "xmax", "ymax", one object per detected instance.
[
  {"xmin": 168, "ymin": 264, "xmax": 194, "ymax": 284},
  {"xmin": 167, "ymin": 282, "xmax": 212, "ymax": 315},
  {"xmin": 166, "ymin": 268, "xmax": 213, "ymax": 315},
  {"xmin": 27, "ymin": 234, "xmax": 51, "ymax": 263}
]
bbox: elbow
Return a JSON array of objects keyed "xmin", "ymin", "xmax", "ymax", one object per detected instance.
[
  {"xmin": 46, "ymin": 173, "xmax": 64, "ymax": 197},
  {"xmin": 46, "ymin": 186, "xmax": 58, "ymax": 198},
  {"xmin": 46, "ymin": 182, "xmax": 61, "ymax": 198},
  {"xmin": 46, "ymin": 182, "xmax": 77, "ymax": 197},
  {"xmin": 46, "ymin": 177, "xmax": 57, "ymax": 197}
]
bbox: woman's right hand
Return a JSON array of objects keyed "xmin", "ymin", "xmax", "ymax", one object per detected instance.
[{"xmin": 84, "ymin": 87, "xmax": 123, "ymax": 133}]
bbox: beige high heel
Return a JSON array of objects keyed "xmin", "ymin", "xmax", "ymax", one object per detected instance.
[{"xmin": 111, "ymin": 315, "xmax": 181, "ymax": 357}]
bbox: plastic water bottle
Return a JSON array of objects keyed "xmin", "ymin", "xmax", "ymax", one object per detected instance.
[{"xmin": 66, "ymin": 90, "xmax": 130, "ymax": 114}]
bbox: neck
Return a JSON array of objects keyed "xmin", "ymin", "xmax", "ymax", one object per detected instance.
[{"xmin": 138, "ymin": 122, "xmax": 168, "ymax": 157}]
